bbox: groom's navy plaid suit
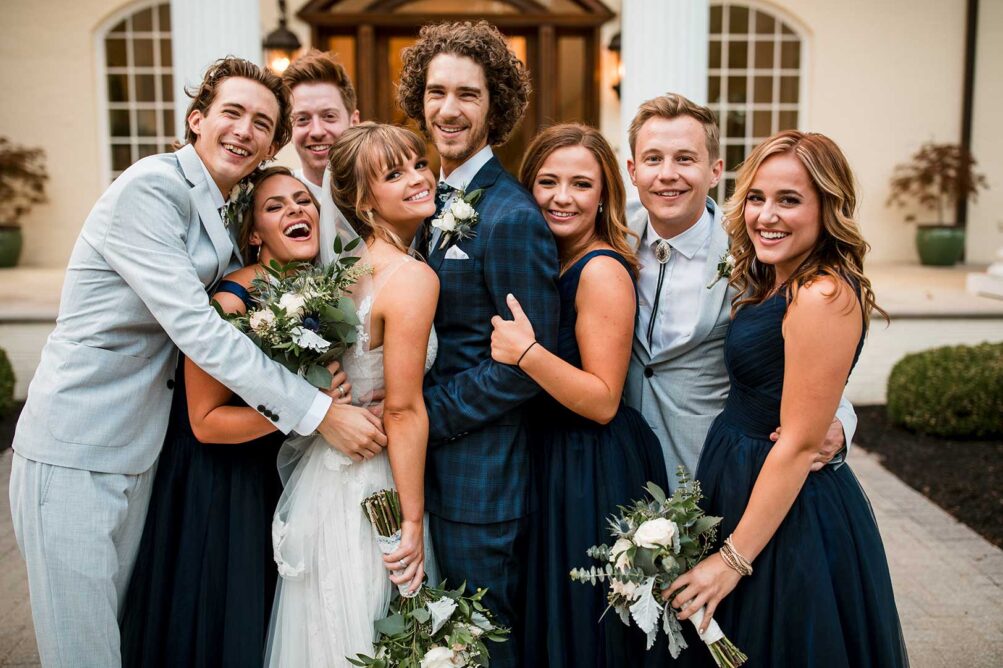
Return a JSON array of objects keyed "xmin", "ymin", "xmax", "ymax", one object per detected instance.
[{"xmin": 423, "ymin": 156, "xmax": 559, "ymax": 666}]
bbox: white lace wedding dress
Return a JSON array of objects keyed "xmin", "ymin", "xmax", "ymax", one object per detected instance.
[{"xmin": 265, "ymin": 256, "xmax": 438, "ymax": 667}]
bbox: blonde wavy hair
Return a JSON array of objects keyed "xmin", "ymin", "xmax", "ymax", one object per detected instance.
[
  {"xmin": 327, "ymin": 122, "xmax": 428, "ymax": 253},
  {"xmin": 519, "ymin": 123, "xmax": 639, "ymax": 275},
  {"xmin": 723, "ymin": 130, "xmax": 886, "ymax": 326}
]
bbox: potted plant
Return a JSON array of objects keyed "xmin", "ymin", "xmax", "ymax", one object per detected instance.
[
  {"xmin": 0, "ymin": 137, "xmax": 49, "ymax": 268},
  {"xmin": 886, "ymin": 142, "xmax": 988, "ymax": 266}
]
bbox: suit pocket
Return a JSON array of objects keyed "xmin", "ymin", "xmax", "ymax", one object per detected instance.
[{"xmin": 46, "ymin": 341, "xmax": 156, "ymax": 447}]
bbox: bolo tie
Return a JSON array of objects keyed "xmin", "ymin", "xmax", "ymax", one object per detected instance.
[{"xmin": 646, "ymin": 239, "xmax": 672, "ymax": 346}]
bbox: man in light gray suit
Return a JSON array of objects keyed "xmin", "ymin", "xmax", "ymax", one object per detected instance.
[
  {"xmin": 622, "ymin": 93, "xmax": 855, "ymax": 487},
  {"xmin": 9, "ymin": 58, "xmax": 385, "ymax": 667}
]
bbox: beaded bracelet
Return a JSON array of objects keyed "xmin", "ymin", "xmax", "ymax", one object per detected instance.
[{"xmin": 720, "ymin": 534, "xmax": 753, "ymax": 577}]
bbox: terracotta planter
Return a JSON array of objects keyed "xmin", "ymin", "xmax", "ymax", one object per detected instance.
[
  {"xmin": 915, "ymin": 226, "xmax": 965, "ymax": 266},
  {"xmin": 0, "ymin": 225, "xmax": 23, "ymax": 267}
]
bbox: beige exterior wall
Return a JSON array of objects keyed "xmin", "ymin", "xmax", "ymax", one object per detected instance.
[
  {"xmin": 1, "ymin": 0, "xmax": 137, "ymax": 268},
  {"xmin": 3, "ymin": 0, "xmax": 997, "ymax": 267},
  {"xmin": 968, "ymin": 0, "xmax": 1003, "ymax": 263}
]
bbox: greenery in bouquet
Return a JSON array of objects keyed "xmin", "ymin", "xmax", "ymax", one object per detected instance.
[
  {"xmin": 570, "ymin": 468, "xmax": 746, "ymax": 667},
  {"xmin": 220, "ymin": 235, "xmax": 369, "ymax": 389},
  {"xmin": 356, "ymin": 490, "xmax": 509, "ymax": 667}
]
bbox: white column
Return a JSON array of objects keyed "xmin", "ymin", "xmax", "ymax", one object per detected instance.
[
  {"xmin": 170, "ymin": 0, "xmax": 262, "ymax": 142},
  {"xmin": 620, "ymin": 0, "xmax": 709, "ymax": 157}
]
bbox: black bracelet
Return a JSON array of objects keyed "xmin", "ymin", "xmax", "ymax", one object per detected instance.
[{"xmin": 517, "ymin": 341, "xmax": 539, "ymax": 367}]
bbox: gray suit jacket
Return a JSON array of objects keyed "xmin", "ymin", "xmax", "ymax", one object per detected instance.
[
  {"xmin": 13, "ymin": 145, "xmax": 318, "ymax": 474},
  {"xmin": 623, "ymin": 198, "xmax": 855, "ymax": 484}
]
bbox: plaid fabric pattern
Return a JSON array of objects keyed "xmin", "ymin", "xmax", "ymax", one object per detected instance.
[
  {"xmin": 429, "ymin": 514, "xmax": 530, "ymax": 668},
  {"xmin": 423, "ymin": 157, "xmax": 560, "ymax": 524}
]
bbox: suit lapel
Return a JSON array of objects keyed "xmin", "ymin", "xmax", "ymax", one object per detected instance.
[
  {"xmin": 428, "ymin": 156, "xmax": 504, "ymax": 272},
  {"xmin": 176, "ymin": 144, "xmax": 234, "ymax": 286}
]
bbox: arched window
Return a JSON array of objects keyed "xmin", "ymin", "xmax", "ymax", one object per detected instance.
[
  {"xmin": 708, "ymin": 2, "xmax": 806, "ymax": 202},
  {"xmin": 97, "ymin": 1, "xmax": 175, "ymax": 181}
]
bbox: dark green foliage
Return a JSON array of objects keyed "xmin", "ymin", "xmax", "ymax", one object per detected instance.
[
  {"xmin": 0, "ymin": 348, "xmax": 14, "ymax": 418},
  {"xmin": 887, "ymin": 342, "xmax": 1003, "ymax": 438}
]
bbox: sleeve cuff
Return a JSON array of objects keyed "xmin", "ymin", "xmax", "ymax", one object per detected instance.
[{"xmin": 293, "ymin": 392, "xmax": 332, "ymax": 435}]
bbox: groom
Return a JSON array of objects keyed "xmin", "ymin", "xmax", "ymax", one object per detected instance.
[
  {"xmin": 399, "ymin": 21, "xmax": 559, "ymax": 667},
  {"xmin": 9, "ymin": 57, "xmax": 385, "ymax": 667}
]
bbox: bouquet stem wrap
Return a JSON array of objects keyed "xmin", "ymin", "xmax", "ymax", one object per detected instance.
[
  {"xmin": 363, "ymin": 489, "xmax": 420, "ymax": 598},
  {"xmin": 375, "ymin": 530, "xmax": 419, "ymax": 598}
]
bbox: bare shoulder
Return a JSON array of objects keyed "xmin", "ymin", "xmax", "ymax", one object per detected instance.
[
  {"xmin": 578, "ymin": 253, "xmax": 634, "ymax": 299},
  {"xmin": 381, "ymin": 257, "xmax": 440, "ymax": 315},
  {"xmin": 790, "ymin": 274, "xmax": 859, "ymax": 316}
]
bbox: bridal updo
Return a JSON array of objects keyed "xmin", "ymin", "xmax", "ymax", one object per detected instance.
[{"xmin": 327, "ymin": 122, "xmax": 427, "ymax": 252}]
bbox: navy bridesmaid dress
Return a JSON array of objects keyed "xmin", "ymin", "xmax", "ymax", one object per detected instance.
[
  {"xmin": 690, "ymin": 290, "xmax": 909, "ymax": 667},
  {"xmin": 120, "ymin": 281, "xmax": 284, "ymax": 668},
  {"xmin": 522, "ymin": 250, "xmax": 670, "ymax": 668}
]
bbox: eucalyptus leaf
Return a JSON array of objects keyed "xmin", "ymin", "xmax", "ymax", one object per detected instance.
[
  {"xmin": 374, "ymin": 612, "xmax": 406, "ymax": 635},
  {"xmin": 305, "ymin": 364, "xmax": 333, "ymax": 389}
]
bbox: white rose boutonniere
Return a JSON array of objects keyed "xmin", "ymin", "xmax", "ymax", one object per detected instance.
[
  {"xmin": 431, "ymin": 187, "xmax": 483, "ymax": 250},
  {"xmin": 707, "ymin": 251, "xmax": 735, "ymax": 288},
  {"xmin": 222, "ymin": 176, "xmax": 256, "ymax": 230}
]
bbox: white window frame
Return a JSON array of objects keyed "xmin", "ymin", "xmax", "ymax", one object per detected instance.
[
  {"xmin": 708, "ymin": 0, "xmax": 810, "ymax": 203},
  {"xmin": 95, "ymin": 0, "xmax": 174, "ymax": 183}
]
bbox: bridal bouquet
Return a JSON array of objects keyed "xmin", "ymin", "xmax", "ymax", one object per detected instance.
[
  {"xmin": 220, "ymin": 236, "xmax": 369, "ymax": 388},
  {"xmin": 354, "ymin": 489, "xmax": 509, "ymax": 668},
  {"xmin": 570, "ymin": 469, "xmax": 747, "ymax": 667}
]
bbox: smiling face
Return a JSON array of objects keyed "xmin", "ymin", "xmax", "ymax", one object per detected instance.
[
  {"xmin": 290, "ymin": 82, "xmax": 360, "ymax": 187},
  {"xmin": 248, "ymin": 174, "xmax": 320, "ymax": 265},
  {"xmin": 423, "ymin": 53, "xmax": 490, "ymax": 176},
  {"xmin": 188, "ymin": 76, "xmax": 280, "ymax": 194},
  {"xmin": 744, "ymin": 152, "xmax": 822, "ymax": 285},
  {"xmin": 532, "ymin": 145, "xmax": 603, "ymax": 255},
  {"xmin": 365, "ymin": 151, "xmax": 437, "ymax": 243},
  {"xmin": 627, "ymin": 115, "xmax": 723, "ymax": 238}
]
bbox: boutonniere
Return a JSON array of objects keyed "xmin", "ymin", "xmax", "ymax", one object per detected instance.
[
  {"xmin": 707, "ymin": 251, "xmax": 735, "ymax": 289},
  {"xmin": 222, "ymin": 176, "xmax": 256, "ymax": 229},
  {"xmin": 431, "ymin": 187, "xmax": 483, "ymax": 249}
]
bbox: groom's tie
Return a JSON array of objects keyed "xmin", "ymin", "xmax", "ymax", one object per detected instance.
[
  {"xmin": 428, "ymin": 181, "xmax": 455, "ymax": 253},
  {"xmin": 646, "ymin": 239, "xmax": 672, "ymax": 346}
]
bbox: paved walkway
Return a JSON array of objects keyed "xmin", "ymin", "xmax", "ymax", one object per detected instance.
[{"xmin": 1, "ymin": 446, "xmax": 1002, "ymax": 666}]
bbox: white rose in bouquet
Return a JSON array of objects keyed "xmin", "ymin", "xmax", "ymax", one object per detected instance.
[
  {"xmin": 278, "ymin": 292, "xmax": 307, "ymax": 316},
  {"xmin": 248, "ymin": 308, "xmax": 275, "ymax": 333},
  {"xmin": 451, "ymin": 199, "xmax": 474, "ymax": 220},
  {"xmin": 420, "ymin": 646, "xmax": 458, "ymax": 668},
  {"xmin": 633, "ymin": 518, "xmax": 678, "ymax": 550},
  {"xmin": 611, "ymin": 536, "xmax": 633, "ymax": 571},
  {"xmin": 611, "ymin": 577, "xmax": 640, "ymax": 600}
]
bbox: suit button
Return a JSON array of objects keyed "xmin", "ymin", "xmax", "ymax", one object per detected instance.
[
  {"xmin": 644, "ymin": 366, "xmax": 654, "ymax": 378},
  {"xmin": 257, "ymin": 405, "xmax": 266, "ymax": 413},
  {"xmin": 270, "ymin": 413, "xmax": 279, "ymax": 422},
  {"xmin": 166, "ymin": 379, "xmax": 175, "ymax": 389}
]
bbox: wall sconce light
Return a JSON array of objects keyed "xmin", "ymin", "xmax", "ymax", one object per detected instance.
[
  {"xmin": 608, "ymin": 31, "xmax": 622, "ymax": 99},
  {"xmin": 263, "ymin": 0, "xmax": 301, "ymax": 75}
]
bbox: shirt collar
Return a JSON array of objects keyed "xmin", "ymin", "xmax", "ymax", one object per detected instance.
[
  {"xmin": 197, "ymin": 154, "xmax": 226, "ymax": 209},
  {"xmin": 440, "ymin": 144, "xmax": 494, "ymax": 191},
  {"xmin": 643, "ymin": 205, "xmax": 712, "ymax": 260}
]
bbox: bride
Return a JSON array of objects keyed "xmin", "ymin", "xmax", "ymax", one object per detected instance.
[{"xmin": 265, "ymin": 122, "xmax": 440, "ymax": 666}]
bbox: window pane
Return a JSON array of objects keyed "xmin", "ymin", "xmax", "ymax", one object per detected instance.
[
  {"xmin": 779, "ymin": 110, "xmax": 798, "ymax": 130},
  {"xmin": 782, "ymin": 22, "xmax": 796, "ymax": 36},
  {"xmin": 710, "ymin": 5, "xmax": 723, "ymax": 34},
  {"xmin": 558, "ymin": 36, "xmax": 585, "ymax": 121},
  {"xmin": 709, "ymin": 40, "xmax": 722, "ymax": 69},
  {"xmin": 727, "ymin": 76, "xmax": 747, "ymax": 103},
  {"xmin": 136, "ymin": 75, "xmax": 156, "ymax": 102},
  {"xmin": 158, "ymin": 3, "xmax": 171, "ymax": 31},
  {"xmin": 726, "ymin": 144, "xmax": 745, "ymax": 170},
  {"xmin": 109, "ymin": 109, "xmax": 131, "ymax": 136},
  {"xmin": 137, "ymin": 109, "xmax": 158, "ymax": 136},
  {"xmin": 779, "ymin": 76, "xmax": 799, "ymax": 104},
  {"xmin": 162, "ymin": 74, "xmax": 174, "ymax": 101},
  {"xmin": 163, "ymin": 109, "xmax": 175, "ymax": 137},
  {"xmin": 753, "ymin": 75, "xmax": 773, "ymax": 103},
  {"xmin": 138, "ymin": 144, "xmax": 159, "ymax": 159},
  {"xmin": 724, "ymin": 176, "xmax": 736, "ymax": 200},
  {"xmin": 727, "ymin": 110, "xmax": 746, "ymax": 138},
  {"xmin": 106, "ymin": 39, "xmax": 127, "ymax": 67},
  {"xmin": 160, "ymin": 40, "xmax": 172, "ymax": 67},
  {"xmin": 708, "ymin": 76, "xmax": 721, "ymax": 104},
  {"xmin": 108, "ymin": 74, "xmax": 129, "ymax": 102},
  {"xmin": 755, "ymin": 11, "xmax": 776, "ymax": 34},
  {"xmin": 753, "ymin": 110, "xmax": 772, "ymax": 137},
  {"xmin": 133, "ymin": 8, "xmax": 153, "ymax": 31},
  {"xmin": 112, "ymin": 144, "xmax": 132, "ymax": 171},
  {"xmin": 781, "ymin": 41, "xmax": 800, "ymax": 69},
  {"xmin": 754, "ymin": 41, "xmax": 773, "ymax": 69},
  {"xmin": 134, "ymin": 39, "xmax": 154, "ymax": 67},
  {"xmin": 109, "ymin": 19, "xmax": 126, "ymax": 34},
  {"xmin": 729, "ymin": 6, "xmax": 749, "ymax": 34},
  {"xmin": 728, "ymin": 40, "xmax": 748, "ymax": 69}
]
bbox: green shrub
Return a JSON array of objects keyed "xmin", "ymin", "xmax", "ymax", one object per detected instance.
[
  {"xmin": 887, "ymin": 342, "xmax": 1003, "ymax": 438},
  {"xmin": 0, "ymin": 348, "xmax": 14, "ymax": 418}
]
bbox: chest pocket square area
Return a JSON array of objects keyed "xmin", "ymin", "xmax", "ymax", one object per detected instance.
[{"xmin": 444, "ymin": 246, "xmax": 470, "ymax": 260}]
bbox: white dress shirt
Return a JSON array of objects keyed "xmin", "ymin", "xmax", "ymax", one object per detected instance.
[{"xmin": 636, "ymin": 206, "xmax": 713, "ymax": 356}]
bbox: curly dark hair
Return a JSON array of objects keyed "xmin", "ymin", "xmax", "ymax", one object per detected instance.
[
  {"xmin": 397, "ymin": 21, "xmax": 531, "ymax": 147},
  {"xmin": 182, "ymin": 57, "xmax": 292, "ymax": 150}
]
